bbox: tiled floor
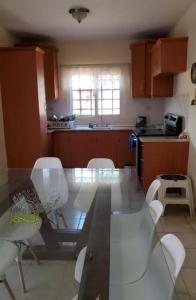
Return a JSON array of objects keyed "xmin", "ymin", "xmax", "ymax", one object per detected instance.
[
  {"xmin": 156, "ymin": 206, "xmax": 196, "ymax": 300},
  {"xmin": 0, "ymin": 260, "xmax": 78, "ymax": 300}
]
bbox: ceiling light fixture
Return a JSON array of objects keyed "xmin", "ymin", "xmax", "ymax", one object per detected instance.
[{"xmin": 69, "ymin": 7, "xmax": 90, "ymax": 24}]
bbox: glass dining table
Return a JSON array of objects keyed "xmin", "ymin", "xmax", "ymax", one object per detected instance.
[{"xmin": 0, "ymin": 167, "xmax": 186, "ymax": 300}]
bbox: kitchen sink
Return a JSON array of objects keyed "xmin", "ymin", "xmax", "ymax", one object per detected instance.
[{"xmin": 88, "ymin": 123, "xmax": 112, "ymax": 130}]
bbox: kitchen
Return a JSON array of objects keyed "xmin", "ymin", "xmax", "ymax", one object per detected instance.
[{"xmin": 0, "ymin": 0, "xmax": 196, "ymax": 299}]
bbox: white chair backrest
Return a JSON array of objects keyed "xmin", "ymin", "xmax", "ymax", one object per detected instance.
[
  {"xmin": 33, "ymin": 157, "xmax": 63, "ymax": 169},
  {"xmin": 139, "ymin": 200, "xmax": 163, "ymax": 245},
  {"xmin": 75, "ymin": 246, "xmax": 87, "ymax": 283},
  {"xmin": 31, "ymin": 157, "xmax": 68, "ymax": 210},
  {"xmin": 160, "ymin": 234, "xmax": 185, "ymax": 281},
  {"xmin": 149, "ymin": 200, "xmax": 163, "ymax": 224},
  {"xmin": 87, "ymin": 158, "xmax": 115, "ymax": 169},
  {"xmin": 145, "ymin": 179, "xmax": 161, "ymax": 204},
  {"xmin": 133, "ymin": 234, "xmax": 186, "ymax": 300}
]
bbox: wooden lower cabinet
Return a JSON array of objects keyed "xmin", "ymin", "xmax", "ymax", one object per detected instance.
[
  {"xmin": 52, "ymin": 130, "xmax": 133, "ymax": 168},
  {"xmin": 116, "ymin": 131, "xmax": 134, "ymax": 166},
  {"xmin": 141, "ymin": 141, "xmax": 189, "ymax": 193}
]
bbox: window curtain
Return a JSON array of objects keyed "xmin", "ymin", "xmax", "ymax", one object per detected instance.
[{"xmin": 60, "ymin": 64, "xmax": 130, "ymax": 115}]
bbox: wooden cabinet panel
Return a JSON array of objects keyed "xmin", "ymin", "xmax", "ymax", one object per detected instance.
[
  {"xmin": 52, "ymin": 132, "xmax": 98, "ymax": 167},
  {"xmin": 151, "ymin": 75, "xmax": 173, "ymax": 97},
  {"xmin": 116, "ymin": 131, "xmax": 133, "ymax": 167},
  {"xmin": 151, "ymin": 37, "xmax": 188, "ymax": 76},
  {"xmin": 131, "ymin": 43, "xmax": 146, "ymax": 98},
  {"xmin": 145, "ymin": 43, "xmax": 154, "ymax": 97},
  {"xmin": 0, "ymin": 47, "xmax": 48, "ymax": 167},
  {"xmin": 41, "ymin": 45, "xmax": 59, "ymax": 100},
  {"xmin": 48, "ymin": 133, "xmax": 52, "ymax": 156},
  {"xmin": 141, "ymin": 141, "xmax": 189, "ymax": 193},
  {"xmin": 52, "ymin": 130, "xmax": 132, "ymax": 168},
  {"xmin": 15, "ymin": 44, "xmax": 59, "ymax": 100},
  {"xmin": 95, "ymin": 132, "xmax": 116, "ymax": 163}
]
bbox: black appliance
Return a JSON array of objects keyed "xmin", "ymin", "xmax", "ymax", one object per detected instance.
[
  {"xmin": 130, "ymin": 113, "xmax": 183, "ymax": 180},
  {"xmin": 136, "ymin": 116, "xmax": 147, "ymax": 128}
]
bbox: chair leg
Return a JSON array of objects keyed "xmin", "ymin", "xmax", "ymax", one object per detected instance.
[
  {"xmin": 3, "ymin": 277, "xmax": 16, "ymax": 300},
  {"xmin": 27, "ymin": 241, "xmax": 40, "ymax": 265},
  {"xmin": 60, "ymin": 208, "xmax": 68, "ymax": 228},
  {"xmin": 15, "ymin": 256, "xmax": 27, "ymax": 293},
  {"xmin": 53, "ymin": 211, "xmax": 60, "ymax": 229}
]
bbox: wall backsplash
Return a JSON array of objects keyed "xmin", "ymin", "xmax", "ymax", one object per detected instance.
[
  {"xmin": 164, "ymin": 94, "xmax": 189, "ymax": 131},
  {"xmin": 47, "ymin": 97, "xmax": 165, "ymax": 126}
]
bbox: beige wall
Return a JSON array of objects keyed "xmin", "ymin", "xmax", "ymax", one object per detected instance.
[
  {"xmin": 167, "ymin": 1, "xmax": 196, "ymax": 199},
  {"xmin": 57, "ymin": 39, "xmax": 131, "ymax": 65},
  {"xmin": 48, "ymin": 39, "xmax": 165, "ymax": 126},
  {"xmin": 0, "ymin": 26, "xmax": 15, "ymax": 172}
]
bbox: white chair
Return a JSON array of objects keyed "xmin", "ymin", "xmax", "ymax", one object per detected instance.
[
  {"xmin": 161, "ymin": 234, "xmax": 185, "ymax": 282},
  {"xmin": 74, "ymin": 158, "xmax": 115, "ymax": 213},
  {"xmin": 0, "ymin": 208, "xmax": 42, "ymax": 293},
  {"xmin": 111, "ymin": 179, "xmax": 161, "ymax": 242},
  {"xmin": 33, "ymin": 157, "xmax": 63, "ymax": 169},
  {"xmin": 31, "ymin": 157, "xmax": 68, "ymax": 228},
  {"xmin": 87, "ymin": 158, "xmax": 115, "ymax": 169},
  {"xmin": 0, "ymin": 241, "xmax": 19, "ymax": 300},
  {"xmin": 110, "ymin": 200, "xmax": 163, "ymax": 285},
  {"xmin": 74, "ymin": 246, "xmax": 87, "ymax": 284},
  {"xmin": 110, "ymin": 234, "xmax": 185, "ymax": 300},
  {"xmin": 72, "ymin": 201, "xmax": 164, "ymax": 300},
  {"xmin": 145, "ymin": 179, "xmax": 161, "ymax": 204}
]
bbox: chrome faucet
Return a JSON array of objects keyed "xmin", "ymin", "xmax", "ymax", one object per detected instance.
[{"xmin": 100, "ymin": 115, "xmax": 103, "ymax": 126}]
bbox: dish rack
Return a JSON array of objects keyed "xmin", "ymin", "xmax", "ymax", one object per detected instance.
[{"xmin": 47, "ymin": 120, "xmax": 75, "ymax": 129}]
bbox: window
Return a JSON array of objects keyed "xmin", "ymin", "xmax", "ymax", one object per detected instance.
[
  {"xmin": 71, "ymin": 72, "xmax": 120, "ymax": 116},
  {"xmin": 72, "ymin": 74, "xmax": 96, "ymax": 116},
  {"xmin": 98, "ymin": 74, "xmax": 120, "ymax": 115},
  {"xmin": 61, "ymin": 65, "xmax": 123, "ymax": 116}
]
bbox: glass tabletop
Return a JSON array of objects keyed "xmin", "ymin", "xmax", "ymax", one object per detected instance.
[{"xmin": 0, "ymin": 168, "xmax": 184, "ymax": 299}]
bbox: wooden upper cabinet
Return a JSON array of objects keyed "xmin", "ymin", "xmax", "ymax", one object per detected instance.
[
  {"xmin": 131, "ymin": 42, "xmax": 154, "ymax": 98},
  {"xmin": 151, "ymin": 75, "xmax": 173, "ymax": 98},
  {"xmin": 40, "ymin": 45, "xmax": 59, "ymax": 100},
  {"xmin": 131, "ymin": 43, "xmax": 146, "ymax": 98},
  {"xmin": 145, "ymin": 43, "xmax": 154, "ymax": 97},
  {"xmin": 131, "ymin": 37, "xmax": 188, "ymax": 98},
  {"xmin": 15, "ymin": 44, "xmax": 59, "ymax": 100},
  {"xmin": 151, "ymin": 37, "xmax": 188, "ymax": 76}
]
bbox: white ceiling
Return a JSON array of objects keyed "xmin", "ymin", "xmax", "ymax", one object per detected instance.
[{"xmin": 0, "ymin": 0, "xmax": 195, "ymax": 41}]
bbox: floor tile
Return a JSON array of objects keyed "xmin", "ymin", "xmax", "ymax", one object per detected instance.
[
  {"xmin": 159, "ymin": 219, "xmax": 193, "ymax": 233},
  {"xmin": 183, "ymin": 249, "xmax": 196, "ymax": 268},
  {"xmin": 0, "ymin": 260, "xmax": 77, "ymax": 300},
  {"xmin": 177, "ymin": 294, "xmax": 191, "ymax": 300},
  {"xmin": 176, "ymin": 273, "xmax": 188, "ymax": 293},
  {"xmin": 182, "ymin": 269, "xmax": 196, "ymax": 293},
  {"xmin": 173, "ymin": 233, "xmax": 196, "ymax": 248}
]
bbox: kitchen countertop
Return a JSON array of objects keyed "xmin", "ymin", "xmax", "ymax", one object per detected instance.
[
  {"xmin": 139, "ymin": 136, "xmax": 189, "ymax": 142},
  {"xmin": 48, "ymin": 125, "xmax": 133, "ymax": 133}
]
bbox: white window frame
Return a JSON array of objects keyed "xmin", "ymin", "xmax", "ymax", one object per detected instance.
[{"xmin": 70, "ymin": 68, "xmax": 121, "ymax": 117}]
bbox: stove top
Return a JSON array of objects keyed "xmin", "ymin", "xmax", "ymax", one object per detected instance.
[
  {"xmin": 132, "ymin": 127, "xmax": 178, "ymax": 137},
  {"xmin": 132, "ymin": 113, "xmax": 183, "ymax": 137}
]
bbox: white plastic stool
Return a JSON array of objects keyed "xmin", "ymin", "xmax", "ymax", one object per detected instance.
[{"xmin": 157, "ymin": 174, "xmax": 195, "ymax": 216}]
